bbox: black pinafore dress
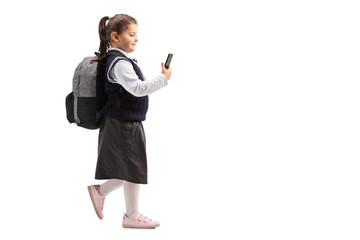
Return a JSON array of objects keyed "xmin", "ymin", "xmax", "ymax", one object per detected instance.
[{"xmin": 95, "ymin": 53, "xmax": 148, "ymax": 184}]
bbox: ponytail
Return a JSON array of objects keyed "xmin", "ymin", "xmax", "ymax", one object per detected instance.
[
  {"xmin": 97, "ymin": 16, "xmax": 110, "ymax": 61},
  {"xmin": 96, "ymin": 14, "xmax": 138, "ymax": 62}
]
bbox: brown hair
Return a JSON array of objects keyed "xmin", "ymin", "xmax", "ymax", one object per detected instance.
[{"xmin": 97, "ymin": 14, "xmax": 137, "ymax": 61}]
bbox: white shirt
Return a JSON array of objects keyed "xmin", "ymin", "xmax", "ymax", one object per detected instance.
[{"xmin": 108, "ymin": 48, "xmax": 168, "ymax": 97}]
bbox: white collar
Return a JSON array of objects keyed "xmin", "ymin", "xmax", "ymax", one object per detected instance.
[{"xmin": 109, "ymin": 47, "xmax": 134, "ymax": 59}]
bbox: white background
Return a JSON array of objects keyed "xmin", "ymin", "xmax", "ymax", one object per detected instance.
[{"xmin": 0, "ymin": 0, "xmax": 359, "ymax": 239}]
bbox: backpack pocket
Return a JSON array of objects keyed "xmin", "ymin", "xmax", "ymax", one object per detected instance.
[{"xmin": 66, "ymin": 92, "xmax": 75, "ymax": 123}]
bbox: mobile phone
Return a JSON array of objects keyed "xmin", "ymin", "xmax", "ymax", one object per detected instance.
[{"xmin": 165, "ymin": 53, "xmax": 173, "ymax": 69}]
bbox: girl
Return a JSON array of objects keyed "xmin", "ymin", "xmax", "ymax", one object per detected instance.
[{"xmin": 87, "ymin": 14, "xmax": 172, "ymax": 229}]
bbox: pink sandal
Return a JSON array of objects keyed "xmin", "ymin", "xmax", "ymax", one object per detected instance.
[{"xmin": 122, "ymin": 213, "xmax": 160, "ymax": 229}]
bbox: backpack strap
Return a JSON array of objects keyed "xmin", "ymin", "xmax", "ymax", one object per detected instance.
[{"xmin": 96, "ymin": 89, "xmax": 120, "ymax": 121}]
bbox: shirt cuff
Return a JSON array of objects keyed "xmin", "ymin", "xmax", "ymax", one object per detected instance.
[{"xmin": 160, "ymin": 73, "xmax": 169, "ymax": 83}]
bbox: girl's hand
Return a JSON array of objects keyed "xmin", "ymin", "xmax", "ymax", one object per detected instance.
[
  {"xmin": 161, "ymin": 62, "xmax": 172, "ymax": 80},
  {"xmin": 142, "ymin": 73, "xmax": 147, "ymax": 81}
]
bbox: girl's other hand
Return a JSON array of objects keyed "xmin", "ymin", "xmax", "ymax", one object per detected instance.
[
  {"xmin": 142, "ymin": 73, "xmax": 147, "ymax": 81},
  {"xmin": 161, "ymin": 62, "xmax": 172, "ymax": 80}
]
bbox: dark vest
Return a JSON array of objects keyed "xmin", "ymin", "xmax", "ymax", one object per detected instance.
[{"xmin": 104, "ymin": 54, "xmax": 149, "ymax": 121}]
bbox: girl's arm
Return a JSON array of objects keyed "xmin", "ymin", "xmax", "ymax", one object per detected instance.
[{"xmin": 109, "ymin": 60, "xmax": 168, "ymax": 97}]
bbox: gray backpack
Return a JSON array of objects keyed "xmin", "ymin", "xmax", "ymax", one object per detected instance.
[{"xmin": 65, "ymin": 51, "xmax": 126, "ymax": 129}]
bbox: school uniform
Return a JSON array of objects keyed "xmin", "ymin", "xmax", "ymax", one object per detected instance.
[{"xmin": 95, "ymin": 48, "xmax": 168, "ymax": 184}]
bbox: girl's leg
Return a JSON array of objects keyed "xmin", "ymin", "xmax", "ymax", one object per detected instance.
[
  {"xmin": 122, "ymin": 182, "xmax": 160, "ymax": 228},
  {"xmin": 99, "ymin": 179, "xmax": 124, "ymax": 196},
  {"xmin": 123, "ymin": 181, "xmax": 140, "ymax": 217},
  {"xmin": 88, "ymin": 179, "xmax": 124, "ymax": 220}
]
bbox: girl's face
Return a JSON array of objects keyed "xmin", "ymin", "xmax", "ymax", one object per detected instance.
[{"xmin": 111, "ymin": 23, "xmax": 138, "ymax": 53}]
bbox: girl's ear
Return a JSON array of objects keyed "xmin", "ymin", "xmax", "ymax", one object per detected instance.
[{"xmin": 110, "ymin": 32, "xmax": 120, "ymax": 43}]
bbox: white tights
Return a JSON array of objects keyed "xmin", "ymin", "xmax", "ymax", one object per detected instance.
[{"xmin": 99, "ymin": 179, "xmax": 140, "ymax": 218}]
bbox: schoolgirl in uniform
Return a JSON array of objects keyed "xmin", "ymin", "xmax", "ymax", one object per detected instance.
[{"xmin": 87, "ymin": 13, "xmax": 172, "ymax": 229}]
